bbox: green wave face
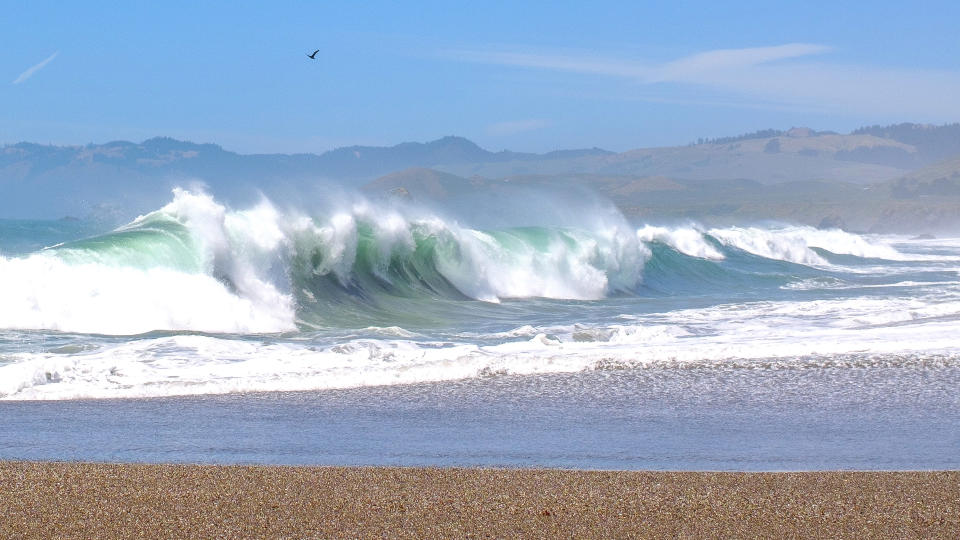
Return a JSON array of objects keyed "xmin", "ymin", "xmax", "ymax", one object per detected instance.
[
  {"xmin": 18, "ymin": 190, "xmax": 915, "ymax": 333},
  {"xmin": 36, "ymin": 189, "xmax": 647, "ymax": 329},
  {"xmin": 287, "ymin": 217, "xmax": 647, "ymax": 328},
  {"xmin": 50, "ymin": 213, "xmax": 205, "ymax": 273}
]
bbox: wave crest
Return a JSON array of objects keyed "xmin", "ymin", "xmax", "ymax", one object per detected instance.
[{"xmin": 0, "ymin": 190, "xmax": 916, "ymax": 335}]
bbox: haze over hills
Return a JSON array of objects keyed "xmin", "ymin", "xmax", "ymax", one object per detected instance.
[
  {"xmin": 0, "ymin": 136, "xmax": 613, "ymax": 218},
  {"xmin": 3, "ymin": 123, "xmax": 960, "ymax": 233}
]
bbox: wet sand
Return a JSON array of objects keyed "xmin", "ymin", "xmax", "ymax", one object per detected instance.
[{"xmin": 1, "ymin": 462, "xmax": 957, "ymax": 538}]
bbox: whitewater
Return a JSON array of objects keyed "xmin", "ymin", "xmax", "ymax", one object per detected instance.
[{"xmin": 2, "ymin": 188, "xmax": 960, "ymax": 401}]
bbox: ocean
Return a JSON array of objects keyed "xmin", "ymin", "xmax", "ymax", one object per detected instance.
[{"xmin": 1, "ymin": 189, "xmax": 958, "ymax": 469}]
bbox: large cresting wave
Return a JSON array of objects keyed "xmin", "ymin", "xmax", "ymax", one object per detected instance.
[{"xmin": 0, "ymin": 188, "xmax": 924, "ymax": 336}]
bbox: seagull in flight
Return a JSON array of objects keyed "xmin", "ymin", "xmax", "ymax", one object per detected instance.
[{"xmin": 306, "ymin": 49, "xmax": 319, "ymax": 59}]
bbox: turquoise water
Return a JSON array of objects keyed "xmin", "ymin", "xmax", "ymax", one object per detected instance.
[
  {"xmin": 1, "ymin": 190, "xmax": 959, "ymax": 467},
  {"xmin": 2, "ymin": 189, "xmax": 960, "ymax": 401}
]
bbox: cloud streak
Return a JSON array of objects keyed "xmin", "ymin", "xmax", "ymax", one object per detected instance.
[
  {"xmin": 650, "ymin": 43, "xmax": 831, "ymax": 82},
  {"xmin": 13, "ymin": 51, "xmax": 59, "ymax": 85},
  {"xmin": 452, "ymin": 44, "xmax": 960, "ymax": 119},
  {"xmin": 457, "ymin": 44, "xmax": 831, "ymax": 83}
]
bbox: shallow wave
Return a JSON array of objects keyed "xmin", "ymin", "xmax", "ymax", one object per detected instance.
[
  {"xmin": 708, "ymin": 225, "xmax": 918, "ymax": 264},
  {"xmin": 4, "ymin": 296, "xmax": 960, "ymax": 400},
  {"xmin": 636, "ymin": 225, "xmax": 724, "ymax": 259}
]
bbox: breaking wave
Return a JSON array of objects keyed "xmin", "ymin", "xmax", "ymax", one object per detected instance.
[{"xmin": 0, "ymin": 189, "xmax": 924, "ymax": 335}]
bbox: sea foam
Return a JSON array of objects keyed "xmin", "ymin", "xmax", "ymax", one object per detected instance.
[{"xmin": 3, "ymin": 189, "xmax": 957, "ymax": 402}]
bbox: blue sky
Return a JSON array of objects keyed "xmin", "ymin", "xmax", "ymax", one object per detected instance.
[{"xmin": 4, "ymin": 1, "xmax": 960, "ymax": 154}]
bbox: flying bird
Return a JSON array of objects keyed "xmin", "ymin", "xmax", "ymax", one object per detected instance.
[{"xmin": 306, "ymin": 49, "xmax": 319, "ymax": 59}]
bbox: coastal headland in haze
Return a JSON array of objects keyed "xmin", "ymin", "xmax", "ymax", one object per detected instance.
[{"xmin": 5, "ymin": 122, "xmax": 960, "ymax": 234}]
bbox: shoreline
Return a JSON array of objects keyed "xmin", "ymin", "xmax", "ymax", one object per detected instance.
[
  {"xmin": 3, "ymin": 462, "xmax": 957, "ymax": 537},
  {"xmin": 4, "ymin": 368, "xmax": 959, "ymax": 471}
]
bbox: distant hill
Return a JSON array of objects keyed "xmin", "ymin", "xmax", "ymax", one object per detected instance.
[
  {"xmin": 0, "ymin": 136, "xmax": 612, "ymax": 218},
  {"xmin": 434, "ymin": 128, "xmax": 917, "ymax": 182},
  {"xmin": 852, "ymin": 123, "xmax": 960, "ymax": 163},
  {"xmin": 693, "ymin": 127, "xmax": 838, "ymax": 146},
  {"xmin": 0, "ymin": 135, "xmax": 613, "ymax": 187},
  {"xmin": 361, "ymin": 167, "xmax": 878, "ymax": 229},
  {"xmin": 363, "ymin": 167, "xmax": 497, "ymax": 200},
  {"xmin": 5, "ymin": 123, "xmax": 960, "ymax": 232},
  {"xmin": 362, "ymin": 162, "xmax": 960, "ymax": 234},
  {"xmin": 887, "ymin": 155, "xmax": 960, "ymax": 199},
  {"xmin": 313, "ymin": 136, "xmax": 534, "ymax": 178}
]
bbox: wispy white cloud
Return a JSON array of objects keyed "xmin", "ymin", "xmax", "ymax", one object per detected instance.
[
  {"xmin": 486, "ymin": 118, "xmax": 551, "ymax": 136},
  {"xmin": 452, "ymin": 44, "xmax": 829, "ymax": 83},
  {"xmin": 13, "ymin": 51, "xmax": 59, "ymax": 85},
  {"xmin": 451, "ymin": 44, "xmax": 960, "ymax": 118},
  {"xmin": 650, "ymin": 43, "xmax": 830, "ymax": 82},
  {"xmin": 455, "ymin": 49, "xmax": 647, "ymax": 78}
]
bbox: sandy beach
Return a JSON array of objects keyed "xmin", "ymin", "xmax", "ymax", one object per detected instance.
[{"xmin": 1, "ymin": 462, "xmax": 957, "ymax": 538}]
